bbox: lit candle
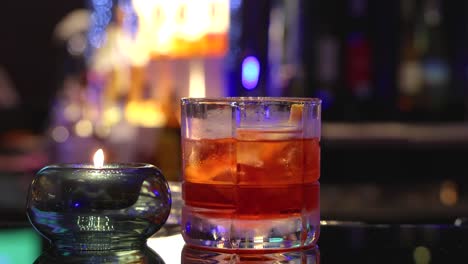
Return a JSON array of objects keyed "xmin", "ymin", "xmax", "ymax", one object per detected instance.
[
  {"xmin": 26, "ymin": 149, "xmax": 171, "ymax": 251},
  {"xmin": 93, "ymin": 149, "xmax": 104, "ymax": 168}
]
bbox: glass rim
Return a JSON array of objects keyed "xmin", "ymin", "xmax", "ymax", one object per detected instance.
[
  {"xmin": 181, "ymin": 97, "xmax": 321, "ymax": 105},
  {"xmin": 38, "ymin": 163, "xmax": 156, "ymax": 171}
]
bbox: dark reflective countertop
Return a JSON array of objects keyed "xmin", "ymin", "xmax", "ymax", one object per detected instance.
[
  {"xmin": 316, "ymin": 221, "xmax": 468, "ymax": 263},
  {"xmin": 2, "ymin": 179, "xmax": 468, "ymax": 263},
  {"xmin": 3, "ymin": 179, "xmax": 468, "ymax": 263},
  {"xmin": 17, "ymin": 220, "xmax": 466, "ymax": 263}
]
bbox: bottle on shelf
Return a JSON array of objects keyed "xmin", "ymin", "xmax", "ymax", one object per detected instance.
[
  {"xmin": 308, "ymin": 0, "xmax": 342, "ymax": 120},
  {"xmin": 398, "ymin": 0, "xmax": 451, "ymax": 121},
  {"xmin": 343, "ymin": 0, "xmax": 373, "ymax": 120}
]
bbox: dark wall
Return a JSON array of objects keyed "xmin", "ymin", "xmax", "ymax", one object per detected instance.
[{"xmin": 0, "ymin": 1, "xmax": 85, "ymax": 133}]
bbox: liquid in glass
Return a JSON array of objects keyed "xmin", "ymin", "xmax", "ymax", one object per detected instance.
[{"xmin": 181, "ymin": 98, "xmax": 321, "ymax": 251}]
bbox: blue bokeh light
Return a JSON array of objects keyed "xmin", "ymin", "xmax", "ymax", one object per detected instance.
[
  {"xmin": 185, "ymin": 222, "xmax": 191, "ymax": 234},
  {"xmin": 315, "ymin": 89, "xmax": 334, "ymax": 110},
  {"xmin": 92, "ymin": 0, "xmax": 111, "ymax": 7},
  {"xmin": 119, "ymin": 0, "xmax": 139, "ymax": 38},
  {"xmin": 90, "ymin": 10, "xmax": 112, "ymax": 26},
  {"xmin": 242, "ymin": 56, "xmax": 260, "ymax": 90},
  {"xmin": 230, "ymin": 0, "xmax": 242, "ymax": 10},
  {"xmin": 88, "ymin": 0, "xmax": 113, "ymax": 48},
  {"xmin": 88, "ymin": 27, "xmax": 107, "ymax": 48}
]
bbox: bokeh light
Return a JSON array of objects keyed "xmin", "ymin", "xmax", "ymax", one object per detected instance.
[
  {"xmin": 413, "ymin": 246, "xmax": 431, "ymax": 264},
  {"xmin": 74, "ymin": 119, "xmax": 93, "ymax": 137},
  {"xmin": 51, "ymin": 126, "xmax": 70, "ymax": 143},
  {"xmin": 439, "ymin": 180, "xmax": 458, "ymax": 206},
  {"xmin": 242, "ymin": 56, "xmax": 260, "ymax": 90},
  {"xmin": 64, "ymin": 104, "xmax": 81, "ymax": 122}
]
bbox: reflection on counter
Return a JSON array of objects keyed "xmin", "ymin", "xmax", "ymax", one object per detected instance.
[
  {"xmin": 318, "ymin": 221, "xmax": 468, "ymax": 263},
  {"xmin": 19, "ymin": 219, "xmax": 468, "ymax": 263},
  {"xmin": 182, "ymin": 245, "xmax": 319, "ymax": 264},
  {"xmin": 34, "ymin": 245, "xmax": 164, "ymax": 264}
]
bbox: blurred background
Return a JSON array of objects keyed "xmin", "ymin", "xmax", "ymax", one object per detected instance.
[{"xmin": 1, "ymin": 0, "xmax": 468, "ymax": 260}]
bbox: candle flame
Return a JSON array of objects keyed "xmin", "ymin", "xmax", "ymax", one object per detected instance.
[{"xmin": 93, "ymin": 149, "xmax": 105, "ymax": 168}]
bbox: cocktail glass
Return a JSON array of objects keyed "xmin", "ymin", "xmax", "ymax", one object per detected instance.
[{"xmin": 180, "ymin": 97, "xmax": 321, "ymax": 251}]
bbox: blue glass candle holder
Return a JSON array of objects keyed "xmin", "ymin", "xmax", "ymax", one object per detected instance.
[{"xmin": 26, "ymin": 163, "xmax": 171, "ymax": 251}]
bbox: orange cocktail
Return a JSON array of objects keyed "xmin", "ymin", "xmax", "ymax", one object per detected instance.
[{"xmin": 181, "ymin": 98, "xmax": 321, "ymax": 251}]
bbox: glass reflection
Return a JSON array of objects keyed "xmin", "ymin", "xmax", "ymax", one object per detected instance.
[
  {"xmin": 34, "ymin": 245, "xmax": 164, "ymax": 264},
  {"xmin": 181, "ymin": 245, "xmax": 319, "ymax": 264}
]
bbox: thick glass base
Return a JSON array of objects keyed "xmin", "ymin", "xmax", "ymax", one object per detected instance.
[
  {"xmin": 182, "ymin": 244, "xmax": 319, "ymax": 263},
  {"xmin": 52, "ymin": 232, "xmax": 147, "ymax": 251},
  {"xmin": 181, "ymin": 206, "xmax": 320, "ymax": 251},
  {"xmin": 34, "ymin": 245, "xmax": 164, "ymax": 264}
]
